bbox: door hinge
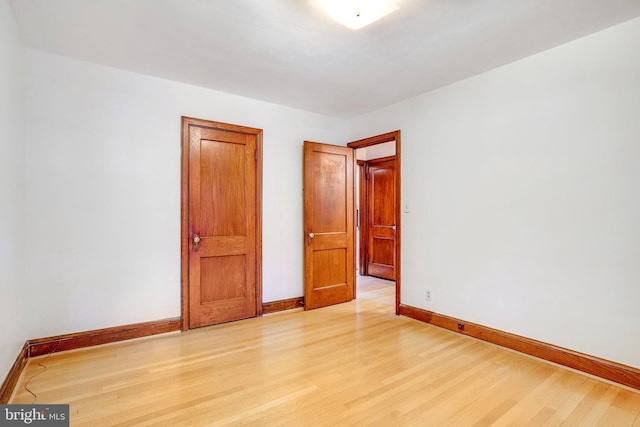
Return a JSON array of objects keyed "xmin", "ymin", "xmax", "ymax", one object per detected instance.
[{"xmin": 254, "ymin": 150, "xmax": 258, "ymax": 161}]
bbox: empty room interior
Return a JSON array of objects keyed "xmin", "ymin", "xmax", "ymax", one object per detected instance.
[{"xmin": 1, "ymin": 0, "xmax": 640, "ymax": 425}]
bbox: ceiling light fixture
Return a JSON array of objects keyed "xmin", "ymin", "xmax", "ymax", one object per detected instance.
[{"xmin": 319, "ymin": 0, "xmax": 400, "ymax": 30}]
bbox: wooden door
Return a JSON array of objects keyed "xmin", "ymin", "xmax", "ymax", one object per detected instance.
[
  {"xmin": 303, "ymin": 141, "xmax": 355, "ymax": 310},
  {"xmin": 366, "ymin": 158, "xmax": 396, "ymax": 280},
  {"xmin": 182, "ymin": 117, "xmax": 262, "ymax": 329}
]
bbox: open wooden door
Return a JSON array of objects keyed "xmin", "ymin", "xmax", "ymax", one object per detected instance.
[{"xmin": 303, "ymin": 141, "xmax": 355, "ymax": 310}]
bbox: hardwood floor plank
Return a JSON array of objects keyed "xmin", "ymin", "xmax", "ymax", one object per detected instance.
[
  {"xmin": 595, "ymin": 389, "xmax": 640, "ymax": 426},
  {"xmin": 10, "ymin": 278, "xmax": 640, "ymax": 426}
]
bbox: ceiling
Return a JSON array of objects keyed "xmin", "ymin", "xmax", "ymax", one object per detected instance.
[{"xmin": 9, "ymin": 0, "xmax": 640, "ymax": 118}]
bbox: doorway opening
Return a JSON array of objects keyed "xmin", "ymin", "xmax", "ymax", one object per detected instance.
[{"xmin": 348, "ymin": 131, "xmax": 400, "ymax": 314}]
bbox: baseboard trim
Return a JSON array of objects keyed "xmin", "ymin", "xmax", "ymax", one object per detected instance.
[
  {"xmin": 1, "ymin": 318, "xmax": 181, "ymax": 402},
  {"xmin": 262, "ymin": 297, "xmax": 304, "ymax": 314},
  {"xmin": 28, "ymin": 317, "xmax": 181, "ymax": 357},
  {"xmin": 399, "ymin": 304, "xmax": 640, "ymax": 391},
  {"xmin": 0, "ymin": 343, "xmax": 29, "ymax": 404}
]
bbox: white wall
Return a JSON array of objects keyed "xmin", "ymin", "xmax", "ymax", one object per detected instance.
[
  {"xmin": 24, "ymin": 50, "xmax": 347, "ymax": 338},
  {"xmin": 349, "ymin": 17, "xmax": 640, "ymax": 369},
  {"xmin": 356, "ymin": 141, "xmax": 396, "ymax": 161},
  {"xmin": 0, "ymin": 0, "xmax": 26, "ymax": 377}
]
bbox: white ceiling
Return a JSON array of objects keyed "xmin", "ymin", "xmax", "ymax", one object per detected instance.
[{"xmin": 9, "ymin": 0, "xmax": 640, "ymax": 118}]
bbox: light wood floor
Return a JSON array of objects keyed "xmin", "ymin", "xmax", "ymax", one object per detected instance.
[{"xmin": 11, "ymin": 276, "xmax": 640, "ymax": 426}]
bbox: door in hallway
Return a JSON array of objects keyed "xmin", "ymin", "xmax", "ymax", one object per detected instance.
[{"xmin": 366, "ymin": 158, "xmax": 396, "ymax": 280}]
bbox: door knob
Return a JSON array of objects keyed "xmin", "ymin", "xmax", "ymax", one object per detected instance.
[
  {"xmin": 307, "ymin": 232, "xmax": 315, "ymax": 245},
  {"xmin": 193, "ymin": 233, "xmax": 201, "ymax": 251}
]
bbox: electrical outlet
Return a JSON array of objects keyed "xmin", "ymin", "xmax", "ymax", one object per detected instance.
[{"xmin": 425, "ymin": 289, "xmax": 432, "ymax": 301}]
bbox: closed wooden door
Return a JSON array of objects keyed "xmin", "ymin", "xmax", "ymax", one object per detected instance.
[
  {"xmin": 303, "ymin": 141, "xmax": 355, "ymax": 310},
  {"xmin": 182, "ymin": 117, "xmax": 262, "ymax": 329},
  {"xmin": 367, "ymin": 158, "xmax": 396, "ymax": 280}
]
